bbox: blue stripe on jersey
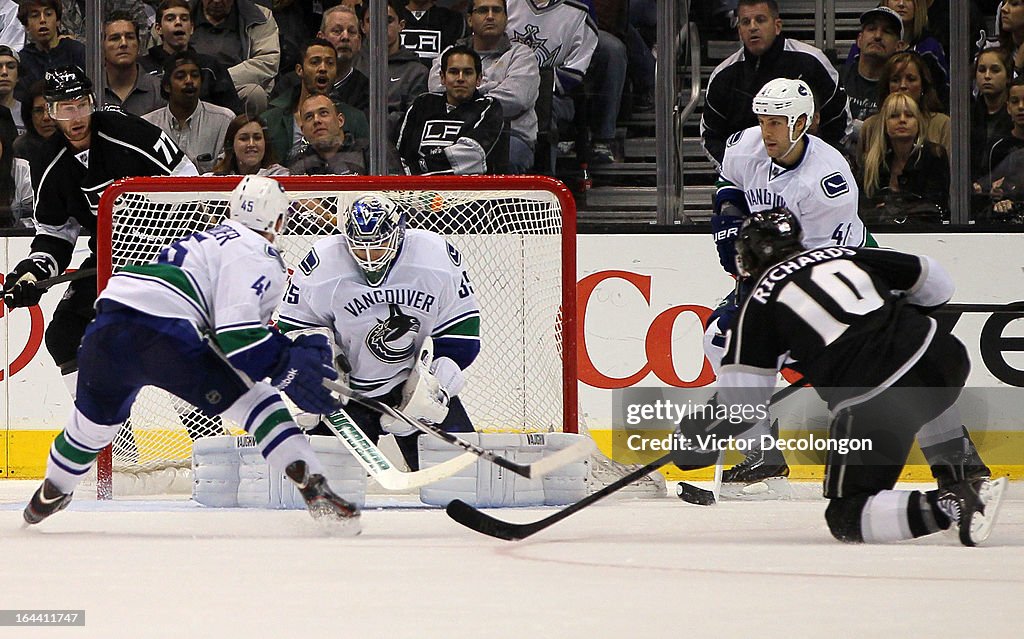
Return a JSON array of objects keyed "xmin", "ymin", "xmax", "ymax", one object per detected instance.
[
  {"xmin": 434, "ymin": 310, "xmax": 481, "ymax": 334},
  {"xmin": 434, "ymin": 335, "xmax": 480, "ymax": 370},
  {"xmin": 246, "ymin": 394, "xmax": 282, "ymax": 433}
]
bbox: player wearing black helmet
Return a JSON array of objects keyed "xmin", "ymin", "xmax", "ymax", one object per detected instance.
[
  {"xmin": 673, "ymin": 207, "xmax": 1007, "ymax": 546},
  {"xmin": 3, "ymin": 65, "xmax": 197, "ymax": 398}
]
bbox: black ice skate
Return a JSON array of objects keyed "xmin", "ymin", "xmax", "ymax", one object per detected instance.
[
  {"xmin": 285, "ymin": 461, "xmax": 361, "ymax": 532},
  {"xmin": 929, "ymin": 434, "xmax": 991, "ymax": 490},
  {"xmin": 23, "ymin": 480, "xmax": 73, "ymax": 525},
  {"xmin": 934, "ymin": 477, "xmax": 1008, "ymax": 546},
  {"xmin": 720, "ymin": 421, "xmax": 792, "ymax": 500}
]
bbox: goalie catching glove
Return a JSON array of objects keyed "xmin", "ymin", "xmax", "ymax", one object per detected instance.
[
  {"xmin": 380, "ymin": 344, "xmax": 464, "ymax": 436},
  {"xmin": 270, "ymin": 333, "xmax": 341, "ymax": 414},
  {"xmin": 4, "ymin": 253, "xmax": 59, "ymax": 309}
]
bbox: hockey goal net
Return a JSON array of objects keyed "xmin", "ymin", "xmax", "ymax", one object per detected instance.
[{"xmin": 94, "ymin": 175, "xmax": 577, "ymax": 497}]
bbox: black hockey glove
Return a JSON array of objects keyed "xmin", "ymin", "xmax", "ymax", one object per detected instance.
[
  {"xmin": 4, "ymin": 254, "xmax": 58, "ymax": 309},
  {"xmin": 271, "ymin": 333, "xmax": 341, "ymax": 414},
  {"xmin": 710, "ymin": 202, "xmax": 746, "ymax": 275}
]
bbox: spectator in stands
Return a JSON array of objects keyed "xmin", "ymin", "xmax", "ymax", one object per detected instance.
[
  {"xmin": 60, "ymin": 1, "xmax": 152, "ymax": 49},
  {"xmin": 624, "ymin": 0, "xmax": 655, "ymax": 113},
  {"xmin": 354, "ymin": 0, "xmax": 428, "ymax": 141},
  {"xmin": 189, "ymin": 0, "xmax": 280, "ymax": 115},
  {"xmin": 699, "ymin": 0, "xmax": 851, "ymax": 168},
  {"xmin": 859, "ymin": 91, "xmax": 949, "ymax": 224},
  {"xmin": 270, "ymin": 0, "xmax": 321, "ymax": 80},
  {"xmin": 398, "ymin": 44, "xmax": 505, "ymax": 174},
  {"xmin": 842, "ymin": 7, "xmax": 905, "ymax": 135},
  {"xmin": 401, "ymin": 0, "xmax": 465, "ymax": 66},
  {"xmin": 264, "ymin": 37, "xmax": 370, "ymax": 164},
  {"xmin": 858, "ymin": 51, "xmax": 950, "ymax": 163},
  {"xmin": 0, "ymin": 46, "xmax": 23, "ymax": 134},
  {"xmin": 16, "ymin": 0, "xmax": 85, "ymax": 98},
  {"xmin": 848, "ymin": 0, "xmax": 949, "ymax": 109},
  {"xmin": 0, "ymin": 1, "xmax": 25, "ymax": 51},
  {"xmin": 584, "ymin": 0, "xmax": 629, "ymax": 164},
  {"xmin": 10, "ymin": 80, "xmax": 52, "ymax": 225},
  {"xmin": 428, "ymin": 0, "xmax": 539, "ymax": 173},
  {"xmin": 974, "ymin": 78, "xmax": 1024, "ymax": 217},
  {"xmin": 142, "ymin": 51, "xmax": 235, "ymax": 173},
  {"xmin": 971, "ymin": 47, "xmax": 1013, "ymax": 181},
  {"xmin": 319, "ymin": 5, "xmax": 369, "ymax": 113},
  {"xmin": 139, "ymin": 0, "xmax": 243, "ymax": 114},
  {"xmin": 103, "ymin": 11, "xmax": 166, "ymax": 117},
  {"xmin": 207, "ymin": 113, "xmax": 288, "ymax": 175},
  {"xmin": 287, "ymin": 93, "xmax": 366, "ymax": 175},
  {"xmin": 0, "ymin": 101, "xmax": 21, "ymax": 226},
  {"xmin": 999, "ymin": 0, "xmax": 1024, "ymax": 76},
  {"xmin": 506, "ymin": 0, "xmax": 597, "ymax": 169}
]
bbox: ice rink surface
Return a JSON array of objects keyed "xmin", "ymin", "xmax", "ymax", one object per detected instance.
[{"xmin": 1, "ymin": 480, "xmax": 1021, "ymax": 639}]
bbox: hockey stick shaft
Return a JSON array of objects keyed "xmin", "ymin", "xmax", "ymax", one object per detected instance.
[
  {"xmin": 36, "ymin": 267, "xmax": 97, "ymax": 289},
  {"xmin": 940, "ymin": 302, "xmax": 1024, "ymax": 314},
  {"xmin": 321, "ymin": 378, "xmax": 596, "ymax": 479},
  {"xmin": 446, "ymin": 380, "xmax": 807, "ymax": 540},
  {"xmin": 322, "ymin": 409, "xmax": 478, "ymax": 490}
]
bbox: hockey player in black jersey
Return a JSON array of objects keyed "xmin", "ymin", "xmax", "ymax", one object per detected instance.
[
  {"xmin": 396, "ymin": 44, "xmax": 506, "ymax": 175},
  {"xmin": 673, "ymin": 208, "xmax": 1006, "ymax": 546},
  {"xmin": 3, "ymin": 65, "xmax": 198, "ymax": 398}
]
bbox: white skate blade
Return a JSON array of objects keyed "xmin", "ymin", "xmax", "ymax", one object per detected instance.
[
  {"xmin": 967, "ymin": 477, "xmax": 1007, "ymax": 546},
  {"xmin": 719, "ymin": 476, "xmax": 793, "ymax": 501}
]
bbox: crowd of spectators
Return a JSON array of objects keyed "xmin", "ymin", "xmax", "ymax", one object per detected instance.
[
  {"xmin": 0, "ymin": 0, "xmax": 661, "ymax": 226},
  {"xmin": 698, "ymin": 0, "xmax": 1024, "ymax": 225}
]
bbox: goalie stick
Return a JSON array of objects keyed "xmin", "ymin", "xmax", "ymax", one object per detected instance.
[
  {"xmin": 446, "ymin": 381, "xmax": 806, "ymax": 540},
  {"xmin": 322, "ymin": 408, "xmax": 479, "ymax": 490},
  {"xmin": 321, "ymin": 377, "xmax": 597, "ymax": 479}
]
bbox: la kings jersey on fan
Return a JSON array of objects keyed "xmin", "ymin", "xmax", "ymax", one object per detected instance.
[
  {"xmin": 397, "ymin": 92, "xmax": 505, "ymax": 174},
  {"xmin": 100, "ymin": 219, "xmax": 289, "ymax": 375},
  {"xmin": 400, "ymin": 5, "xmax": 465, "ymax": 63},
  {"xmin": 717, "ymin": 126, "xmax": 865, "ymax": 249},
  {"xmin": 278, "ymin": 229, "xmax": 480, "ymax": 397},
  {"xmin": 506, "ymin": 0, "xmax": 597, "ymax": 93},
  {"xmin": 30, "ymin": 110, "xmax": 196, "ymax": 268},
  {"xmin": 718, "ymin": 247, "xmax": 947, "ymax": 414}
]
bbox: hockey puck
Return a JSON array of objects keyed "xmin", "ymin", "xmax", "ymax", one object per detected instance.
[{"xmin": 676, "ymin": 481, "xmax": 716, "ymax": 506}]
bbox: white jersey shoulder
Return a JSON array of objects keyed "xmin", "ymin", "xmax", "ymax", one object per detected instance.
[
  {"xmin": 723, "ymin": 129, "xmax": 864, "ymax": 249},
  {"xmin": 101, "ymin": 219, "xmax": 287, "ymax": 332},
  {"xmin": 280, "ymin": 228, "xmax": 480, "ymax": 397}
]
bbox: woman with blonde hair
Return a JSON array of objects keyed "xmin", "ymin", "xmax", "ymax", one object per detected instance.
[
  {"xmin": 207, "ymin": 114, "xmax": 289, "ymax": 176},
  {"xmin": 859, "ymin": 92, "xmax": 949, "ymax": 223},
  {"xmin": 857, "ymin": 50, "xmax": 950, "ymax": 162}
]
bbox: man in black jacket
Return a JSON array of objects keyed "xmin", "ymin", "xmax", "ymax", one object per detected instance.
[
  {"xmin": 397, "ymin": 45, "xmax": 505, "ymax": 174},
  {"xmin": 699, "ymin": 0, "xmax": 851, "ymax": 168}
]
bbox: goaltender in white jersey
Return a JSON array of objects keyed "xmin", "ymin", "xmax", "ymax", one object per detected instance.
[{"xmin": 278, "ymin": 194, "xmax": 481, "ymax": 470}]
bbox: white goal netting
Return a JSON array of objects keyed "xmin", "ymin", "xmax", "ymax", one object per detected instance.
[{"xmin": 96, "ymin": 176, "xmax": 577, "ymax": 495}]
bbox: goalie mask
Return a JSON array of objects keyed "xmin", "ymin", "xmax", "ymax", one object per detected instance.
[
  {"xmin": 227, "ymin": 175, "xmax": 291, "ymax": 239},
  {"xmin": 344, "ymin": 194, "xmax": 406, "ymax": 286},
  {"xmin": 752, "ymin": 78, "xmax": 815, "ymax": 156},
  {"xmin": 735, "ymin": 207, "xmax": 804, "ymax": 279}
]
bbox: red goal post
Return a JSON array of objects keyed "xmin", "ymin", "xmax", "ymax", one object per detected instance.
[{"xmin": 94, "ymin": 175, "xmax": 578, "ymax": 498}]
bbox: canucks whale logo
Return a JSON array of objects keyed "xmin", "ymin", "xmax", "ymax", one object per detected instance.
[{"xmin": 366, "ymin": 303, "xmax": 421, "ymax": 363}]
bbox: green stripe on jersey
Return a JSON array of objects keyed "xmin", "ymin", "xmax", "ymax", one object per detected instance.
[
  {"xmin": 215, "ymin": 326, "xmax": 273, "ymax": 357},
  {"xmin": 436, "ymin": 316, "xmax": 480, "ymax": 338},
  {"xmin": 53, "ymin": 432, "xmax": 99, "ymax": 465},
  {"xmin": 276, "ymin": 320, "xmax": 302, "ymax": 335},
  {"xmin": 252, "ymin": 408, "xmax": 293, "ymax": 443},
  {"xmin": 119, "ymin": 264, "xmax": 203, "ymax": 309}
]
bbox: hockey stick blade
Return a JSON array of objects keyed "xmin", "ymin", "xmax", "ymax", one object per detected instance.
[
  {"xmin": 36, "ymin": 267, "xmax": 98, "ymax": 289},
  {"xmin": 676, "ymin": 481, "xmax": 716, "ymax": 506},
  {"xmin": 324, "ymin": 409, "xmax": 478, "ymax": 490},
  {"xmin": 446, "ymin": 380, "xmax": 808, "ymax": 540},
  {"xmin": 322, "ymin": 378, "xmax": 596, "ymax": 479},
  {"xmin": 446, "ymin": 454, "xmax": 673, "ymax": 540}
]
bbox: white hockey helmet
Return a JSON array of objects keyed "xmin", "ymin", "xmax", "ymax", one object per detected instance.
[
  {"xmin": 752, "ymin": 78, "xmax": 816, "ymax": 145},
  {"xmin": 343, "ymin": 194, "xmax": 406, "ymax": 286},
  {"xmin": 227, "ymin": 175, "xmax": 291, "ymax": 237}
]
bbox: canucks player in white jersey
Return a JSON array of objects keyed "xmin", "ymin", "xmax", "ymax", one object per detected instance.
[
  {"xmin": 24, "ymin": 177, "xmax": 360, "ymax": 530},
  {"xmin": 278, "ymin": 194, "xmax": 480, "ymax": 471}
]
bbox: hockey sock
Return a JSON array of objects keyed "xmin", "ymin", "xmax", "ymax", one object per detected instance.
[
  {"xmin": 859, "ymin": 490, "xmax": 947, "ymax": 542},
  {"xmin": 47, "ymin": 409, "xmax": 120, "ymax": 494},
  {"xmin": 61, "ymin": 370, "xmax": 78, "ymax": 400},
  {"xmin": 223, "ymin": 382, "xmax": 325, "ymax": 476}
]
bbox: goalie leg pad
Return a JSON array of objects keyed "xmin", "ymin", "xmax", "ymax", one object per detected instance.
[
  {"xmin": 419, "ymin": 432, "xmax": 589, "ymax": 507},
  {"xmin": 194, "ymin": 435, "xmax": 367, "ymax": 509}
]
